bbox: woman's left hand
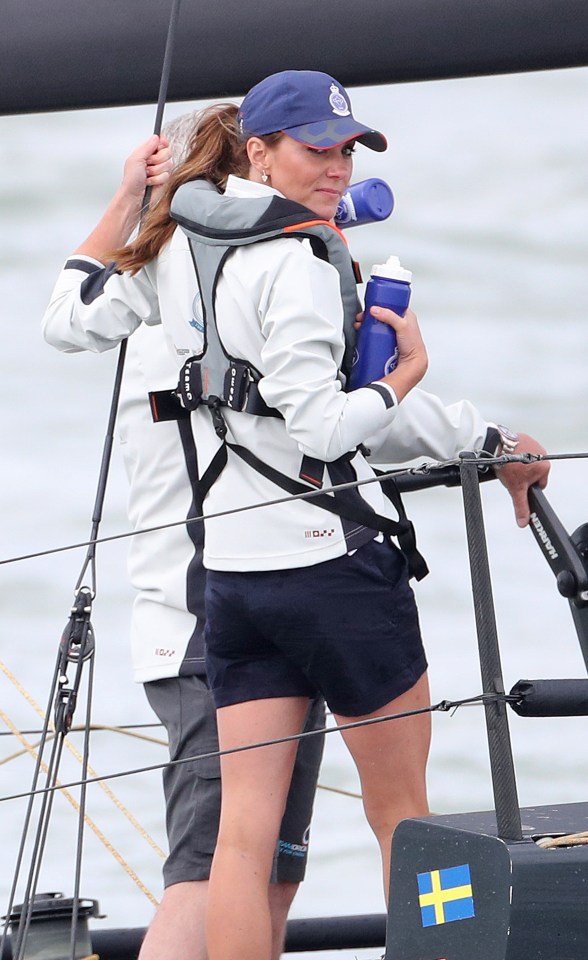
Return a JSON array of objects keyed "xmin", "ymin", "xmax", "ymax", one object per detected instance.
[
  {"xmin": 374, "ymin": 305, "xmax": 429, "ymax": 401},
  {"xmin": 494, "ymin": 432, "xmax": 550, "ymax": 527}
]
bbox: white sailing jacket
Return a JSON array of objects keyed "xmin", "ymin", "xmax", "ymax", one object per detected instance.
[
  {"xmin": 43, "ymin": 176, "xmax": 491, "ymax": 581},
  {"xmin": 118, "ymin": 324, "xmax": 206, "ymax": 681}
]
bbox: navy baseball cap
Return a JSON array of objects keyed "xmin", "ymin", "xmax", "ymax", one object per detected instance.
[{"xmin": 238, "ymin": 70, "xmax": 387, "ymax": 152}]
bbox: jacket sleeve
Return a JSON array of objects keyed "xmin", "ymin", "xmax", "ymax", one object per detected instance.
[
  {"xmin": 363, "ymin": 387, "xmax": 492, "ymax": 464},
  {"xmin": 253, "ymin": 240, "xmax": 401, "ymax": 462},
  {"xmin": 41, "ymin": 256, "xmax": 159, "ymax": 354}
]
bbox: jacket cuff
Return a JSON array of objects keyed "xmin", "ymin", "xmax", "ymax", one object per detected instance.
[{"xmin": 363, "ymin": 381, "xmax": 397, "ymax": 409}]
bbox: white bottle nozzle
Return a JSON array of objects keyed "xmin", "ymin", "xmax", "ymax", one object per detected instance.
[{"xmin": 371, "ymin": 255, "xmax": 412, "ymax": 282}]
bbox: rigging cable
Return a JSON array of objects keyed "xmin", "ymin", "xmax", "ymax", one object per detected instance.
[
  {"xmin": 1, "ymin": 2, "xmax": 184, "ymax": 957},
  {"xmin": 0, "ymin": 705, "xmax": 161, "ymax": 905},
  {"xmin": 0, "ymin": 691, "xmax": 513, "ymax": 805},
  {"xmin": 0, "ymin": 450, "xmax": 573, "ymax": 568},
  {"xmin": 0, "ymin": 658, "xmax": 165, "ymax": 856}
]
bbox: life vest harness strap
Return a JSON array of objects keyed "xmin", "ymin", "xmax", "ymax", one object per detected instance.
[
  {"xmin": 153, "ymin": 182, "xmax": 428, "ymax": 579},
  {"xmin": 149, "ymin": 388, "xmax": 191, "ymax": 423},
  {"xmin": 149, "ymin": 357, "xmax": 281, "ymax": 424},
  {"xmin": 150, "ymin": 363, "xmax": 329, "ymax": 489},
  {"xmin": 197, "ymin": 440, "xmax": 429, "ymax": 582}
]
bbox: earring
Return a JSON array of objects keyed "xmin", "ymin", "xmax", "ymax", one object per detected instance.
[{"xmin": 261, "ymin": 170, "xmax": 269, "ymax": 183}]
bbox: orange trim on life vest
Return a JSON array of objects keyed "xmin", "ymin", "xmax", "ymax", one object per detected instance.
[{"xmin": 283, "ymin": 219, "xmax": 348, "ymax": 245}]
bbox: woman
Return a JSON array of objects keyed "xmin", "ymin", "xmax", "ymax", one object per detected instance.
[{"xmin": 43, "ymin": 70, "xmax": 548, "ymax": 960}]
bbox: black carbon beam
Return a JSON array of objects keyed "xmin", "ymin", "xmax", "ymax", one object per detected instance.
[
  {"xmin": 86, "ymin": 914, "xmax": 387, "ymax": 960},
  {"xmin": 459, "ymin": 455, "xmax": 522, "ymax": 842},
  {"xmin": 2, "ymin": 0, "xmax": 588, "ymax": 115}
]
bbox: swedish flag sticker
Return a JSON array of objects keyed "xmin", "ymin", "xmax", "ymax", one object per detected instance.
[{"xmin": 417, "ymin": 863, "xmax": 475, "ymax": 927}]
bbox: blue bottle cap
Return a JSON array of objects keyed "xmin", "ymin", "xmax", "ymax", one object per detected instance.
[{"xmin": 335, "ymin": 178, "xmax": 394, "ymax": 227}]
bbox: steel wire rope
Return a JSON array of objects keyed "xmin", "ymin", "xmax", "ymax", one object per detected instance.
[
  {"xmin": 1, "ymin": 444, "xmax": 584, "ymax": 907},
  {"xmin": 0, "ymin": 708, "xmax": 160, "ymax": 906},
  {"xmin": 0, "ymin": 691, "xmax": 513, "ymax": 806},
  {"xmin": 0, "ymin": 724, "xmax": 366, "ymax": 800},
  {"xmin": 1, "ymin": 446, "xmax": 582, "ymax": 913},
  {"xmin": 1, "ymin": 450, "xmax": 575, "ymax": 568},
  {"xmin": 0, "ymin": 701, "xmax": 503, "ymax": 801},
  {"xmin": 0, "ymin": 659, "xmax": 167, "ymax": 855},
  {"xmin": 0, "ymin": 723, "xmax": 164, "ymax": 743}
]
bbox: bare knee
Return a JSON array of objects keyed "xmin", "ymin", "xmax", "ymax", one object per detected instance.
[
  {"xmin": 139, "ymin": 881, "xmax": 209, "ymax": 960},
  {"xmin": 363, "ymin": 788, "xmax": 429, "ymax": 839}
]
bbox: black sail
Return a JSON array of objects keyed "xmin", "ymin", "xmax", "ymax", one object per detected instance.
[{"xmin": 2, "ymin": 0, "xmax": 588, "ymax": 116}]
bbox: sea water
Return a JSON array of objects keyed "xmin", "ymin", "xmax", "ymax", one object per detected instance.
[{"xmin": 1, "ymin": 67, "xmax": 588, "ymax": 958}]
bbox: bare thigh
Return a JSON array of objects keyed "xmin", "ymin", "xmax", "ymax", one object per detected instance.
[
  {"xmin": 215, "ymin": 697, "xmax": 311, "ymax": 865},
  {"xmin": 335, "ymin": 672, "xmax": 432, "ymax": 831}
]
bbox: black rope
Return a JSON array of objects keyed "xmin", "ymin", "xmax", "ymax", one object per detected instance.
[
  {"xmin": 2, "ymin": 4, "xmax": 184, "ymax": 957},
  {"xmin": 72, "ymin": 0, "xmax": 182, "ymax": 599},
  {"xmin": 142, "ymin": 0, "xmax": 182, "ymax": 211},
  {"xmin": 74, "ymin": 340, "xmax": 127, "ymax": 597},
  {"xmin": 1, "ymin": 592, "xmax": 97, "ymax": 960},
  {"xmin": 0, "ymin": 691, "xmax": 510, "ymax": 806},
  {"xmin": 0, "ymin": 660, "xmax": 61, "ymax": 960}
]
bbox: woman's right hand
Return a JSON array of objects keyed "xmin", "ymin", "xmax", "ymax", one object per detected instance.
[
  {"xmin": 119, "ymin": 134, "xmax": 173, "ymax": 206},
  {"xmin": 73, "ymin": 135, "xmax": 173, "ymax": 262},
  {"xmin": 370, "ymin": 305, "xmax": 428, "ymax": 401}
]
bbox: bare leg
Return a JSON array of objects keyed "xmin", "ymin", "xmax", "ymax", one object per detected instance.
[
  {"xmin": 138, "ymin": 881, "xmax": 209, "ymax": 960},
  {"xmin": 206, "ymin": 697, "xmax": 309, "ymax": 960},
  {"xmin": 335, "ymin": 671, "xmax": 431, "ymax": 900},
  {"xmin": 138, "ymin": 877, "xmax": 298, "ymax": 960}
]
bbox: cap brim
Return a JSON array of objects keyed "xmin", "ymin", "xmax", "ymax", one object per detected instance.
[{"xmin": 284, "ymin": 117, "xmax": 387, "ymax": 152}]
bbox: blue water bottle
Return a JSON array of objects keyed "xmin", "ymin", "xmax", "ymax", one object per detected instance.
[
  {"xmin": 348, "ymin": 256, "xmax": 412, "ymax": 390},
  {"xmin": 335, "ymin": 179, "xmax": 394, "ymax": 228}
]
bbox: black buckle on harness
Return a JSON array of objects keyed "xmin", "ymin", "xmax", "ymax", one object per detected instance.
[
  {"xmin": 299, "ymin": 455, "xmax": 325, "ymax": 489},
  {"xmin": 223, "ymin": 362, "xmax": 253, "ymax": 411},
  {"xmin": 178, "ymin": 357, "xmax": 203, "ymax": 411},
  {"xmin": 149, "ymin": 390, "xmax": 190, "ymax": 422},
  {"xmin": 208, "ymin": 397, "xmax": 227, "ymax": 439}
]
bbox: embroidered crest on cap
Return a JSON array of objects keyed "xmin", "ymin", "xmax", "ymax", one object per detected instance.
[{"xmin": 329, "ymin": 83, "xmax": 350, "ymax": 117}]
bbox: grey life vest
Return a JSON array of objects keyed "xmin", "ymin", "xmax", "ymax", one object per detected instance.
[
  {"xmin": 149, "ymin": 179, "xmax": 428, "ymax": 580},
  {"xmin": 166, "ymin": 178, "xmax": 361, "ymax": 422}
]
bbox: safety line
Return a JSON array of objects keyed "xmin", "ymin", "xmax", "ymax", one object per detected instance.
[
  {"xmin": 0, "ymin": 692, "xmax": 509, "ymax": 805},
  {"xmin": 0, "ymin": 723, "xmax": 163, "ymax": 738},
  {"xmin": 0, "ymin": 450, "xmax": 572, "ymax": 568}
]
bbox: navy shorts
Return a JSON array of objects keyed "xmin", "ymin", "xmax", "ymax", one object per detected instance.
[
  {"xmin": 205, "ymin": 537, "xmax": 427, "ymax": 717},
  {"xmin": 144, "ymin": 675, "xmax": 325, "ymax": 885}
]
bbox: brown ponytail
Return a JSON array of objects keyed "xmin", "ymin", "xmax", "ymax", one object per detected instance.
[{"xmin": 112, "ymin": 103, "xmax": 250, "ymax": 274}]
